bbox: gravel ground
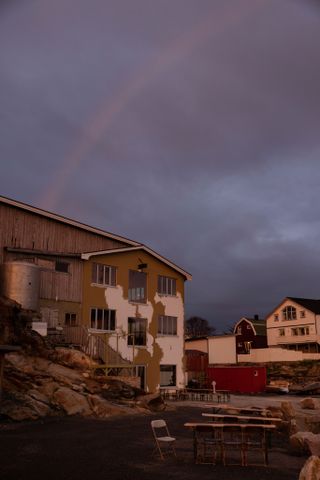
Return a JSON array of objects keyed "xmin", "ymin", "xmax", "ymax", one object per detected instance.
[{"xmin": 0, "ymin": 394, "xmax": 310, "ymax": 480}]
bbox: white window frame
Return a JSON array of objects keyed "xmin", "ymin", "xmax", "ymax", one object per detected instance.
[
  {"xmin": 127, "ymin": 317, "xmax": 147, "ymax": 346},
  {"xmin": 157, "ymin": 275, "xmax": 177, "ymax": 296},
  {"xmin": 160, "ymin": 364, "xmax": 176, "ymax": 387},
  {"xmin": 157, "ymin": 315, "xmax": 177, "ymax": 336},
  {"xmin": 92, "ymin": 263, "xmax": 116, "ymax": 286},
  {"xmin": 65, "ymin": 312, "xmax": 77, "ymax": 326},
  {"xmin": 90, "ymin": 308, "xmax": 116, "ymax": 331},
  {"xmin": 282, "ymin": 306, "xmax": 297, "ymax": 320}
]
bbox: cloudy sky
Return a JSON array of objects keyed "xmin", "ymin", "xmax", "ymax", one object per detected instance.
[{"xmin": 1, "ymin": 0, "xmax": 320, "ymax": 331}]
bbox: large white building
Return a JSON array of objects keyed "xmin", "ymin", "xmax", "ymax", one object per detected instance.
[{"xmin": 266, "ymin": 297, "xmax": 320, "ymax": 353}]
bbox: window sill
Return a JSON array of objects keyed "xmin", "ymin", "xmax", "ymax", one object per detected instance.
[
  {"xmin": 157, "ymin": 293, "xmax": 177, "ymax": 298},
  {"xmin": 89, "ymin": 328, "xmax": 116, "ymax": 333},
  {"xmin": 91, "ymin": 283, "xmax": 117, "ymax": 288},
  {"xmin": 157, "ymin": 334, "xmax": 178, "ymax": 337},
  {"xmin": 128, "ymin": 301, "xmax": 148, "ymax": 305},
  {"xmin": 127, "ymin": 345, "xmax": 147, "ymax": 349}
]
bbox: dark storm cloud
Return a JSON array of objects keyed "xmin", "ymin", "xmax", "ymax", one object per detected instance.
[{"xmin": 1, "ymin": 0, "xmax": 320, "ymax": 330}]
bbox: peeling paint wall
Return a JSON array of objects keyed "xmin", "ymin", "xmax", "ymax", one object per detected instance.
[{"xmin": 81, "ymin": 250, "xmax": 187, "ymax": 392}]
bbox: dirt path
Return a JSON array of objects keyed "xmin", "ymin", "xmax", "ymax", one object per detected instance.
[{"xmin": 0, "ymin": 396, "xmax": 309, "ymax": 480}]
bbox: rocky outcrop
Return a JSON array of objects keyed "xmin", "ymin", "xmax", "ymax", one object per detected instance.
[
  {"xmin": 1, "ymin": 350, "xmax": 148, "ymax": 421},
  {"xmin": 267, "ymin": 362, "xmax": 320, "ymax": 391}
]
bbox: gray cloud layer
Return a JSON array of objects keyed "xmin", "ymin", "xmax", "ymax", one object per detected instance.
[{"xmin": 1, "ymin": 0, "xmax": 320, "ymax": 330}]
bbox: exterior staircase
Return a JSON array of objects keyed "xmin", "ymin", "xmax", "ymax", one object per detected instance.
[{"xmin": 62, "ymin": 325, "xmax": 135, "ymax": 375}]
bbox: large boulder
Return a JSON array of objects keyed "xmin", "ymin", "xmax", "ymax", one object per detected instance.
[
  {"xmin": 305, "ymin": 415, "xmax": 320, "ymax": 434},
  {"xmin": 52, "ymin": 387, "xmax": 92, "ymax": 416},
  {"xmin": 50, "ymin": 347, "xmax": 95, "ymax": 370},
  {"xmin": 136, "ymin": 392, "xmax": 165, "ymax": 412},
  {"xmin": 87, "ymin": 394, "xmax": 130, "ymax": 417},
  {"xmin": 300, "ymin": 398, "xmax": 319, "ymax": 410},
  {"xmin": 290, "ymin": 432, "xmax": 320, "ymax": 456},
  {"xmin": 281, "ymin": 401, "xmax": 296, "ymax": 420},
  {"xmin": 101, "ymin": 379, "xmax": 141, "ymax": 401},
  {"xmin": 299, "ymin": 456, "xmax": 320, "ymax": 480}
]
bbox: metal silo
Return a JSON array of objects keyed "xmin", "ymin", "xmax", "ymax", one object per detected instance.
[{"xmin": 0, "ymin": 262, "xmax": 40, "ymax": 311}]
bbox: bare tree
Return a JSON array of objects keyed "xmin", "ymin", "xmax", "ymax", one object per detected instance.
[{"xmin": 185, "ymin": 316, "xmax": 216, "ymax": 338}]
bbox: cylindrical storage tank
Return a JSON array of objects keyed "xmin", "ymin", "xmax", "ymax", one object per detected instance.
[{"xmin": 0, "ymin": 262, "xmax": 40, "ymax": 311}]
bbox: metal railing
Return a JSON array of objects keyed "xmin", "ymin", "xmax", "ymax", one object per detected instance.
[{"xmin": 63, "ymin": 325, "xmax": 133, "ymax": 367}]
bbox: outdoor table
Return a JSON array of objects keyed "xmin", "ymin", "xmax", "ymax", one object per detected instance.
[
  {"xmin": 186, "ymin": 388, "xmax": 215, "ymax": 402},
  {"xmin": 204, "ymin": 404, "xmax": 269, "ymax": 415},
  {"xmin": 216, "ymin": 390, "xmax": 231, "ymax": 403},
  {"xmin": 184, "ymin": 422, "xmax": 276, "ymax": 466},
  {"xmin": 202, "ymin": 413, "xmax": 282, "ymax": 423}
]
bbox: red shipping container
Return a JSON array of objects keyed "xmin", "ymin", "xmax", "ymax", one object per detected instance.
[{"xmin": 206, "ymin": 366, "xmax": 266, "ymax": 393}]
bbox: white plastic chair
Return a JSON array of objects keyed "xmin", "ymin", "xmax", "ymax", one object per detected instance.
[{"xmin": 151, "ymin": 419, "xmax": 176, "ymax": 459}]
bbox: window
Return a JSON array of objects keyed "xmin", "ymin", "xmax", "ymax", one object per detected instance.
[
  {"xmin": 128, "ymin": 270, "xmax": 146, "ymax": 303},
  {"xmin": 65, "ymin": 312, "xmax": 77, "ymax": 326},
  {"xmin": 128, "ymin": 317, "xmax": 147, "ymax": 346},
  {"xmin": 292, "ymin": 327, "xmax": 309, "ymax": 336},
  {"xmin": 282, "ymin": 306, "xmax": 296, "ymax": 320},
  {"xmin": 158, "ymin": 315, "xmax": 177, "ymax": 335},
  {"xmin": 274, "ymin": 314, "xmax": 279, "ymax": 321},
  {"xmin": 160, "ymin": 365, "xmax": 176, "ymax": 387},
  {"xmin": 55, "ymin": 261, "xmax": 69, "ymax": 273},
  {"xmin": 300, "ymin": 311, "xmax": 306, "ymax": 318},
  {"xmin": 90, "ymin": 308, "xmax": 116, "ymax": 331},
  {"xmin": 157, "ymin": 275, "xmax": 176, "ymax": 296},
  {"xmin": 279, "ymin": 328, "xmax": 285, "ymax": 336},
  {"xmin": 92, "ymin": 263, "xmax": 116, "ymax": 286},
  {"xmin": 237, "ymin": 326, "xmax": 242, "ymax": 335}
]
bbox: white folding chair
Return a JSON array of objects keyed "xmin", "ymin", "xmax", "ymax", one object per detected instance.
[{"xmin": 151, "ymin": 419, "xmax": 176, "ymax": 460}]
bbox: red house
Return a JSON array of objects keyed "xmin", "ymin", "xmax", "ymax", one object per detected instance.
[{"xmin": 233, "ymin": 315, "xmax": 267, "ymax": 354}]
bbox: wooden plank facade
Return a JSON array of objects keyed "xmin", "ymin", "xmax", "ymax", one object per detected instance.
[{"xmin": 0, "ymin": 196, "xmax": 137, "ymax": 325}]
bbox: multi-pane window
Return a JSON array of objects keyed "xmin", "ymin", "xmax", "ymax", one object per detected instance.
[
  {"xmin": 128, "ymin": 270, "xmax": 147, "ymax": 303},
  {"xmin": 90, "ymin": 308, "xmax": 116, "ymax": 331},
  {"xmin": 160, "ymin": 365, "xmax": 176, "ymax": 387},
  {"xmin": 157, "ymin": 275, "xmax": 176, "ymax": 296},
  {"xmin": 128, "ymin": 317, "xmax": 147, "ymax": 346},
  {"xmin": 158, "ymin": 315, "xmax": 177, "ymax": 336},
  {"xmin": 92, "ymin": 263, "xmax": 116, "ymax": 286},
  {"xmin": 65, "ymin": 312, "xmax": 77, "ymax": 326},
  {"xmin": 282, "ymin": 306, "xmax": 296, "ymax": 320},
  {"xmin": 291, "ymin": 327, "xmax": 309, "ymax": 336},
  {"xmin": 279, "ymin": 328, "xmax": 285, "ymax": 336}
]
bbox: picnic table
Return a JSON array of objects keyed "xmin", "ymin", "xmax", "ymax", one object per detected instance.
[
  {"xmin": 204, "ymin": 403, "xmax": 269, "ymax": 416},
  {"xmin": 184, "ymin": 422, "xmax": 276, "ymax": 466},
  {"xmin": 202, "ymin": 412, "xmax": 282, "ymax": 424}
]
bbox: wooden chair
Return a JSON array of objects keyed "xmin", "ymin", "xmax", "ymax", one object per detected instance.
[
  {"xmin": 194, "ymin": 425, "xmax": 223, "ymax": 464},
  {"xmin": 151, "ymin": 419, "xmax": 176, "ymax": 460},
  {"xmin": 243, "ymin": 426, "xmax": 267, "ymax": 466},
  {"xmin": 221, "ymin": 425, "xmax": 245, "ymax": 466}
]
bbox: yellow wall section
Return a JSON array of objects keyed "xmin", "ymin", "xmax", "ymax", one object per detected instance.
[{"xmin": 82, "ymin": 250, "xmax": 186, "ymax": 392}]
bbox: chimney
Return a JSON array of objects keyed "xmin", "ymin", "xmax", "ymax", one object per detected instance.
[{"xmin": 254, "ymin": 314, "xmax": 259, "ymax": 320}]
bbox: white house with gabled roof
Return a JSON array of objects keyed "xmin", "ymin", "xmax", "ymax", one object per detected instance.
[{"xmin": 266, "ymin": 297, "xmax": 320, "ymax": 353}]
